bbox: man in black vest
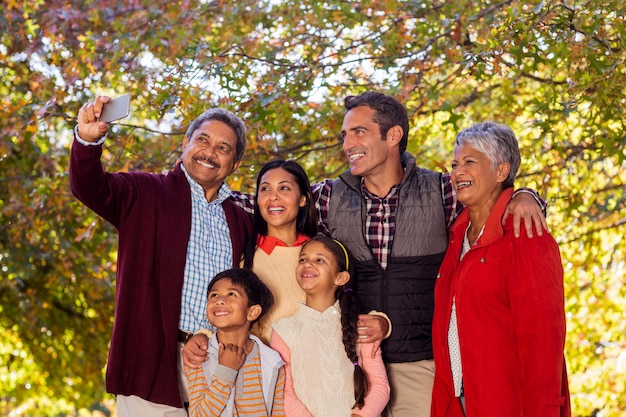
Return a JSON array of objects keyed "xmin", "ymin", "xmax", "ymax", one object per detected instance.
[{"xmin": 313, "ymin": 92, "xmax": 546, "ymax": 417}]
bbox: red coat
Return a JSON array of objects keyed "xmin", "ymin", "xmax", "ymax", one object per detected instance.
[
  {"xmin": 70, "ymin": 140, "xmax": 251, "ymax": 407},
  {"xmin": 431, "ymin": 188, "xmax": 570, "ymax": 417}
]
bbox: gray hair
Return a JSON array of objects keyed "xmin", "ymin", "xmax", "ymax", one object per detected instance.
[
  {"xmin": 454, "ymin": 121, "xmax": 521, "ymax": 188},
  {"xmin": 185, "ymin": 108, "xmax": 247, "ymax": 162}
]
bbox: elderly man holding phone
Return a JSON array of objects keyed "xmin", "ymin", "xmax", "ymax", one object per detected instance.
[{"xmin": 70, "ymin": 95, "xmax": 252, "ymax": 416}]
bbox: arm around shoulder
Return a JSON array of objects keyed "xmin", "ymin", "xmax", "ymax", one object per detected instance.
[{"xmin": 505, "ymin": 188, "xmax": 548, "ymax": 238}]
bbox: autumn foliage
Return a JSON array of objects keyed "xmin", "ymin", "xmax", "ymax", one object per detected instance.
[{"xmin": 1, "ymin": 1, "xmax": 624, "ymax": 415}]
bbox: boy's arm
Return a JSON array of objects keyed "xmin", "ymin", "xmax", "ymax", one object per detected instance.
[
  {"xmin": 271, "ymin": 366, "xmax": 286, "ymax": 416},
  {"xmin": 270, "ymin": 331, "xmax": 315, "ymax": 417},
  {"xmin": 186, "ymin": 365, "xmax": 237, "ymax": 416}
]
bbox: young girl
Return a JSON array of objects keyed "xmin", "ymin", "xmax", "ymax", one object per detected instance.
[{"xmin": 270, "ymin": 236, "xmax": 390, "ymax": 417}]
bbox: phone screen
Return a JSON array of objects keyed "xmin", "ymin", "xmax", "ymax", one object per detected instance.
[{"xmin": 100, "ymin": 94, "xmax": 130, "ymax": 123}]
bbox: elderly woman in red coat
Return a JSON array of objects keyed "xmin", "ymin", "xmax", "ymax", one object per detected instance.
[{"xmin": 431, "ymin": 122, "xmax": 570, "ymax": 417}]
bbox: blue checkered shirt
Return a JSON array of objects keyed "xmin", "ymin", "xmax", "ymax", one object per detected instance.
[{"xmin": 179, "ymin": 165, "xmax": 233, "ymax": 332}]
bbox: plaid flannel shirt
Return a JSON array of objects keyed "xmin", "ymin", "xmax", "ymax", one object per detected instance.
[
  {"xmin": 232, "ymin": 171, "xmax": 544, "ymax": 270},
  {"xmin": 311, "ymin": 172, "xmax": 457, "ymax": 269}
]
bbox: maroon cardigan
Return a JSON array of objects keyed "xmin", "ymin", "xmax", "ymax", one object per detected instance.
[{"xmin": 70, "ymin": 140, "xmax": 251, "ymax": 408}]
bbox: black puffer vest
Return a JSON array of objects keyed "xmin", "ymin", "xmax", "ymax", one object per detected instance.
[{"xmin": 327, "ymin": 153, "xmax": 448, "ymax": 363}]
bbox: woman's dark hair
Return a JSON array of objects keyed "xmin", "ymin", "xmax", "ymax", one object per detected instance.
[
  {"xmin": 207, "ymin": 268, "xmax": 274, "ymax": 324},
  {"xmin": 243, "ymin": 159, "xmax": 318, "ymax": 268},
  {"xmin": 301, "ymin": 235, "xmax": 369, "ymax": 408}
]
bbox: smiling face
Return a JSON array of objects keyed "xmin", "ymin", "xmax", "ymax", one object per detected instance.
[
  {"xmin": 206, "ymin": 278, "xmax": 260, "ymax": 332},
  {"xmin": 257, "ymin": 167, "xmax": 306, "ymax": 237},
  {"xmin": 296, "ymin": 240, "xmax": 348, "ymax": 298},
  {"xmin": 340, "ymin": 106, "xmax": 400, "ymax": 179},
  {"xmin": 451, "ymin": 144, "xmax": 510, "ymax": 209},
  {"xmin": 181, "ymin": 119, "xmax": 241, "ymax": 195}
]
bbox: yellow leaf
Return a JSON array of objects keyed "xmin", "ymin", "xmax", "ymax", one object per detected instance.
[{"xmin": 6, "ymin": 0, "xmax": 19, "ymax": 11}]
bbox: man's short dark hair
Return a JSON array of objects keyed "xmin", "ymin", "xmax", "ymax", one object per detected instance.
[{"xmin": 344, "ymin": 91, "xmax": 409, "ymax": 155}]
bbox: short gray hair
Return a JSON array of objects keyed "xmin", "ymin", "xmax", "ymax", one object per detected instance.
[
  {"xmin": 185, "ymin": 108, "xmax": 247, "ymax": 162},
  {"xmin": 454, "ymin": 121, "xmax": 520, "ymax": 188}
]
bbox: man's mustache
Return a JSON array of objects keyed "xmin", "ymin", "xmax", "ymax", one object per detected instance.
[{"xmin": 193, "ymin": 156, "xmax": 221, "ymax": 169}]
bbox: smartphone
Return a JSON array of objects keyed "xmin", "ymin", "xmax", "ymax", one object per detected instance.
[{"xmin": 100, "ymin": 94, "xmax": 130, "ymax": 123}]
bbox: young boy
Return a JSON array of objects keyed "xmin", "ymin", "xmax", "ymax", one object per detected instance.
[{"xmin": 186, "ymin": 268, "xmax": 285, "ymax": 416}]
